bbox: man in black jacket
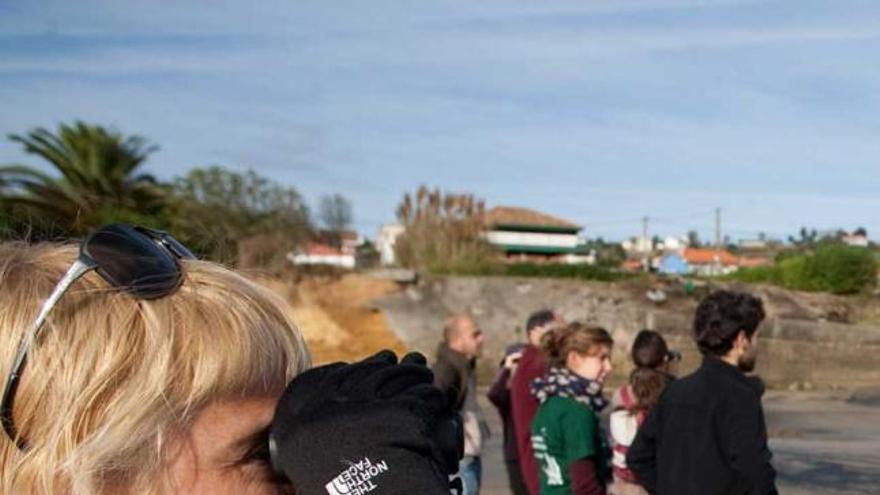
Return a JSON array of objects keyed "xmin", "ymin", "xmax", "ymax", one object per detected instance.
[
  {"xmin": 434, "ymin": 314, "xmax": 490, "ymax": 495},
  {"xmin": 627, "ymin": 290, "xmax": 778, "ymax": 495}
]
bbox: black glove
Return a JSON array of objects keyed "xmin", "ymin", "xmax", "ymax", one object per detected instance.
[{"xmin": 269, "ymin": 350, "xmax": 464, "ymax": 495}]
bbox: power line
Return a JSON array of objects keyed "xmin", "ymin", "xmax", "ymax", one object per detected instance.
[{"xmin": 582, "ymin": 208, "xmax": 716, "ymax": 228}]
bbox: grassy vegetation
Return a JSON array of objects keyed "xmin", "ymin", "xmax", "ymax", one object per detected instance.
[
  {"xmin": 727, "ymin": 244, "xmax": 877, "ymax": 294},
  {"xmin": 436, "ymin": 261, "xmax": 636, "ymax": 282}
]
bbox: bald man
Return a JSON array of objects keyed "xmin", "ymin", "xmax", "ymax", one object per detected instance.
[{"xmin": 434, "ymin": 315, "xmax": 489, "ymax": 495}]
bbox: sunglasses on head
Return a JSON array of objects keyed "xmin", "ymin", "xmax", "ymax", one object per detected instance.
[{"xmin": 1, "ymin": 223, "xmax": 195, "ymax": 450}]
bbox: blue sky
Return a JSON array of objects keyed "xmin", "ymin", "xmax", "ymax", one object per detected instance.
[{"xmin": 2, "ymin": 0, "xmax": 880, "ymax": 241}]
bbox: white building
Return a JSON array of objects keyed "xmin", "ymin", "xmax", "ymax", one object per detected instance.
[
  {"xmin": 842, "ymin": 234, "xmax": 869, "ymax": 247},
  {"xmin": 483, "ymin": 206, "xmax": 589, "ymax": 264},
  {"xmin": 288, "ymin": 243, "xmax": 356, "ymax": 269},
  {"xmin": 376, "ymin": 224, "xmax": 406, "ymax": 266},
  {"xmin": 622, "ymin": 237, "xmax": 653, "ymax": 255}
]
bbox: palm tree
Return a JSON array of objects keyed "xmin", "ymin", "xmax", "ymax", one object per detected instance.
[{"xmin": 0, "ymin": 121, "xmax": 165, "ymax": 235}]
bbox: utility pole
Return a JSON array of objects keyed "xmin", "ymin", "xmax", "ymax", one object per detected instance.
[
  {"xmin": 642, "ymin": 216, "xmax": 650, "ymax": 272},
  {"xmin": 714, "ymin": 207, "xmax": 722, "ymax": 276}
]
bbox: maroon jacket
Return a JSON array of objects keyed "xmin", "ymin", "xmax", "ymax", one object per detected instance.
[{"xmin": 510, "ymin": 345, "xmax": 547, "ymax": 495}]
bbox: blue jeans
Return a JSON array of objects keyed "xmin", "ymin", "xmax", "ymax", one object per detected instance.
[{"xmin": 459, "ymin": 455, "xmax": 482, "ymax": 495}]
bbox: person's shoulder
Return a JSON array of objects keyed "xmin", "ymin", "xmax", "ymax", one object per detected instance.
[
  {"xmin": 552, "ymin": 396, "xmax": 596, "ymax": 421},
  {"xmin": 677, "ymin": 362, "xmax": 762, "ymax": 404},
  {"xmin": 726, "ymin": 376, "xmax": 764, "ymax": 405},
  {"xmin": 431, "ymin": 349, "xmax": 462, "ymax": 383},
  {"xmin": 532, "ymin": 397, "xmax": 592, "ymax": 434},
  {"xmin": 661, "ymin": 369, "xmax": 701, "ymax": 396},
  {"xmin": 611, "ymin": 384, "xmax": 633, "ymax": 409},
  {"xmin": 512, "ymin": 347, "xmax": 545, "ymax": 381}
]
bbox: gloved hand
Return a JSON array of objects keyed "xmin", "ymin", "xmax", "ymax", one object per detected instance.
[{"xmin": 269, "ymin": 350, "xmax": 464, "ymax": 495}]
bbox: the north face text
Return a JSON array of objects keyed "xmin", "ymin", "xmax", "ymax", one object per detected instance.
[{"xmin": 325, "ymin": 457, "xmax": 390, "ymax": 495}]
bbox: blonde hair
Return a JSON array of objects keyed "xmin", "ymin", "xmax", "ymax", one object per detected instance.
[
  {"xmin": 0, "ymin": 242, "xmax": 310, "ymax": 494},
  {"xmin": 540, "ymin": 322, "xmax": 613, "ymax": 367}
]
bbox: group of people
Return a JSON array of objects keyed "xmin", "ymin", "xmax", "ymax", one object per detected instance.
[
  {"xmin": 434, "ymin": 292, "xmax": 777, "ymax": 495},
  {"xmin": 0, "ymin": 222, "xmax": 777, "ymax": 495}
]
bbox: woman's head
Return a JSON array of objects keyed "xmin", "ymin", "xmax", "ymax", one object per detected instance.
[
  {"xmin": 541, "ymin": 322, "xmax": 613, "ymax": 382},
  {"xmin": 631, "ymin": 330, "xmax": 670, "ymax": 370},
  {"xmin": 629, "ymin": 330, "xmax": 674, "ymax": 412},
  {"xmin": 0, "ymin": 242, "xmax": 310, "ymax": 494}
]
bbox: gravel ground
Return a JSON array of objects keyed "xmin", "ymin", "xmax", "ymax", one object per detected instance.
[{"xmin": 478, "ymin": 390, "xmax": 880, "ymax": 495}]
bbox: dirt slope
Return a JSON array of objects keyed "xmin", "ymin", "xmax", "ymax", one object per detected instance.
[{"xmin": 263, "ymin": 274, "xmax": 408, "ymax": 364}]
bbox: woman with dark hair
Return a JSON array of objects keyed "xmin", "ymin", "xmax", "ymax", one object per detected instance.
[
  {"xmin": 608, "ymin": 330, "xmax": 678, "ymax": 495},
  {"xmin": 530, "ymin": 322, "xmax": 614, "ymax": 495}
]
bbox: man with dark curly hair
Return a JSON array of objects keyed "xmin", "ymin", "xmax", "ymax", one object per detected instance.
[{"xmin": 626, "ymin": 290, "xmax": 778, "ymax": 495}]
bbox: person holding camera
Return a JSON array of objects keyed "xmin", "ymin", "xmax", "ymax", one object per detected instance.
[{"xmin": 0, "ymin": 224, "xmax": 462, "ymax": 495}]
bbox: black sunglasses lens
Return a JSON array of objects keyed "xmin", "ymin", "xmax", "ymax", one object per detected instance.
[
  {"xmin": 159, "ymin": 233, "xmax": 196, "ymax": 260},
  {"xmin": 84, "ymin": 224, "xmax": 183, "ymax": 299}
]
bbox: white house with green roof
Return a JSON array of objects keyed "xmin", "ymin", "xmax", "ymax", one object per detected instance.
[{"xmin": 483, "ymin": 206, "xmax": 590, "ymax": 263}]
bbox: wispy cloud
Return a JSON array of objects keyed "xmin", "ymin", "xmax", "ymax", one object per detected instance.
[{"xmin": 2, "ymin": 0, "xmax": 880, "ymax": 239}]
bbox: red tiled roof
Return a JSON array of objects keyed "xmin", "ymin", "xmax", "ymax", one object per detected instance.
[
  {"xmin": 484, "ymin": 206, "xmax": 580, "ymax": 229},
  {"xmin": 304, "ymin": 243, "xmax": 343, "ymax": 256},
  {"xmin": 683, "ymin": 248, "xmax": 738, "ymax": 265},
  {"xmin": 622, "ymin": 259, "xmax": 643, "ymax": 272}
]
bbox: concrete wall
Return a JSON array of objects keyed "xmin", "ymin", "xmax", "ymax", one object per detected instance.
[{"xmin": 375, "ymin": 275, "xmax": 880, "ymax": 389}]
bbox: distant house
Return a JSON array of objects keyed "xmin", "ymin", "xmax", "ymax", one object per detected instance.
[
  {"xmin": 658, "ymin": 236, "xmax": 688, "ymax": 252},
  {"xmin": 622, "ymin": 237, "xmax": 653, "ymax": 255},
  {"xmin": 315, "ymin": 230, "xmax": 362, "ymax": 255},
  {"xmin": 842, "ymin": 234, "xmax": 869, "ymax": 247},
  {"xmin": 376, "ymin": 224, "xmax": 405, "ymax": 266},
  {"xmin": 621, "ymin": 258, "xmax": 645, "ymax": 273},
  {"xmin": 658, "ymin": 253, "xmax": 688, "ymax": 275},
  {"xmin": 288, "ymin": 242, "xmax": 356, "ymax": 269},
  {"xmin": 483, "ymin": 206, "xmax": 587, "ymax": 263},
  {"xmin": 738, "ymin": 238, "xmax": 769, "ymax": 250},
  {"xmin": 682, "ymin": 248, "xmax": 739, "ymax": 276}
]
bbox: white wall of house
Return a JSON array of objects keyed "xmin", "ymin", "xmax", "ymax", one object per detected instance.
[
  {"xmin": 485, "ymin": 230, "xmax": 579, "ymax": 249},
  {"xmin": 623, "ymin": 237, "xmax": 653, "ymax": 254},
  {"xmin": 689, "ymin": 263, "xmax": 738, "ymax": 276},
  {"xmin": 341, "ymin": 234, "xmax": 364, "ymax": 255},
  {"xmin": 377, "ymin": 224, "xmax": 405, "ymax": 266},
  {"xmin": 739, "ymin": 239, "xmax": 769, "ymax": 249},
  {"xmin": 843, "ymin": 235, "xmax": 869, "ymax": 247},
  {"xmin": 564, "ymin": 253, "xmax": 596, "ymax": 265},
  {"xmin": 288, "ymin": 253, "xmax": 356, "ymax": 269}
]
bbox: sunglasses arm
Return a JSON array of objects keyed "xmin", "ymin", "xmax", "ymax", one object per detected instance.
[{"xmin": 1, "ymin": 258, "xmax": 97, "ymax": 446}]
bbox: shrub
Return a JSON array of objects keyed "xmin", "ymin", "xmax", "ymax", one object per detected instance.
[
  {"xmin": 778, "ymin": 255, "xmax": 817, "ymax": 291},
  {"xmin": 728, "ymin": 265, "xmax": 782, "ymax": 284},
  {"xmin": 730, "ymin": 245, "xmax": 877, "ymax": 294},
  {"xmin": 501, "ymin": 262, "xmax": 631, "ymax": 281},
  {"xmin": 810, "ymin": 244, "xmax": 877, "ymax": 294},
  {"xmin": 394, "ymin": 186, "xmax": 497, "ymax": 273}
]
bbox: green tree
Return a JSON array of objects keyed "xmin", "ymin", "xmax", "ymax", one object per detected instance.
[
  {"xmin": 0, "ymin": 121, "xmax": 164, "ymax": 237},
  {"xmin": 168, "ymin": 166, "xmax": 311, "ymax": 266},
  {"xmin": 788, "ymin": 226, "xmax": 818, "ymax": 249}
]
